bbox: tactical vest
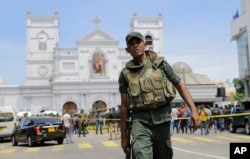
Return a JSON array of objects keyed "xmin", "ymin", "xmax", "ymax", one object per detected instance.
[{"xmin": 122, "ymin": 51, "xmax": 176, "ymax": 110}]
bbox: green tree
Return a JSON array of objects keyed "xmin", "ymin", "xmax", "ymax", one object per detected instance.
[{"xmin": 233, "ymin": 78, "xmax": 245, "ymax": 101}]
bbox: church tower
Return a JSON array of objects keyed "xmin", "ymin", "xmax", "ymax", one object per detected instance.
[
  {"xmin": 129, "ymin": 13, "xmax": 164, "ymax": 56},
  {"xmin": 26, "ymin": 11, "xmax": 59, "ymax": 85}
]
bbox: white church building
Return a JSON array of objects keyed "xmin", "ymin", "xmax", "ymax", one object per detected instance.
[{"xmin": 0, "ymin": 12, "xmax": 220, "ymax": 116}]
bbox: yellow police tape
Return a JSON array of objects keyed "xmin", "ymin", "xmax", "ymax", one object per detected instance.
[
  {"xmin": 0, "ymin": 114, "xmax": 120, "ymax": 121},
  {"xmin": 1, "ymin": 113, "xmax": 250, "ymax": 121},
  {"xmin": 177, "ymin": 112, "xmax": 250, "ymax": 120}
]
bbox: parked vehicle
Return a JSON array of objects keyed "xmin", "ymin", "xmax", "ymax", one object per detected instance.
[
  {"xmin": 11, "ymin": 117, "xmax": 66, "ymax": 146},
  {"xmin": 0, "ymin": 106, "xmax": 17, "ymax": 140},
  {"xmin": 228, "ymin": 102, "xmax": 250, "ymax": 135},
  {"xmin": 37, "ymin": 110, "xmax": 58, "ymax": 116}
]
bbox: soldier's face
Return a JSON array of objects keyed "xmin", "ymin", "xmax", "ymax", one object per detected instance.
[{"xmin": 126, "ymin": 37, "xmax": 147, "ymax": 59}]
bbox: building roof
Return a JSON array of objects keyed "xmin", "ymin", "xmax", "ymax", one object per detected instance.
[{"xmin": 172, "ymin": 62, "xmax": 215, "ymax": 85}]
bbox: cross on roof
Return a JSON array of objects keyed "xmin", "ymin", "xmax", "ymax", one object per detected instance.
[{"xmin": 93, "ymin": 16, "xmax": 101, "ymax": 28}]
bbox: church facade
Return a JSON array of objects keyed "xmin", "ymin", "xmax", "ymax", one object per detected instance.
[{"xmin": 0, "ymin": 12, "xmax": 219, "ymax": 116}]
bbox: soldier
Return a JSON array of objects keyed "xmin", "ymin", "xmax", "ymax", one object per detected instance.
[
  {"xmin": 108, "ymin": 107, "xmax": 119, "ymax": 140},
  {"xmin": 119, "ymin": 31, "xmax": 200, "ymax": 159}
]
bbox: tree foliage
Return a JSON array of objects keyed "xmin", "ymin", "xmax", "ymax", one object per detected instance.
[{"xmin": 233, "ymin": 78, "xmax": 245, "ymax": 101}]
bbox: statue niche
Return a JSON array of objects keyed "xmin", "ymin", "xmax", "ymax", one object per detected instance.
[{"xmin": 92, "ymin": 52, "xmax": 105, "ymax": 75}]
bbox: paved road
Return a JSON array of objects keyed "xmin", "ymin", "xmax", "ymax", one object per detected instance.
[{"xmin": 0, "ymin": 130, "xmax": 250, "ymax": 159}]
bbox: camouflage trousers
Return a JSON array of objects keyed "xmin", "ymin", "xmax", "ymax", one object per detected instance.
[{"xmin": 131, "ymin": 120, "xmax": 173, "ymax": 159}]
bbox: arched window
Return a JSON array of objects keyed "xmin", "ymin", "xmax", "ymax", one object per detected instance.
[
  {"xmin": 145, "ymin": 35, "xmax": 153, "ymax": 45},
  {"xmin": 37, "ymin": 32, "xmax": 48, "ymax": 50},
  {"xmin": 145, "ymin": 35, "xmax": 153, "ymax": 50}
]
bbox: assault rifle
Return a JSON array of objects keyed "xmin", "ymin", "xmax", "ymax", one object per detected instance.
[
  {"xmin": 126, "ymin": 117, "xmax": 132, "ymax": 159},
  {"xmin": 126, "ymin": 90, "xmax": 133, "ymax": 159}
]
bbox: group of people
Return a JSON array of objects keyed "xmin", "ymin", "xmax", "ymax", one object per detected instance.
[
  {"xmin": 170, "ymin": 103, "xmax": 237, "ymax": 136},
  {"xmin": 171, "ymin": 104, "xmax": 193, "ymax": 134},
  {"xmin": 106, "ymin": 106, "xmax": 120, "ymax": 140},
  {"xmin": 61, "ymin": 107, "xmax": 121, "ymax": 144},
  {"xmin": 92, "ymin": 106, "xmax": 121, "ymax": 139},
  {"xmin": 74, "ymin": 114, "xmax": 89, "ymax": 137},
  {"xmin": 198, "ymin": 103, "xmax": 236, "ymax": 135}
]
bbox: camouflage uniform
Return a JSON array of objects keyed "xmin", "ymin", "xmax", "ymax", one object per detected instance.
[{"xmin": 119, "ymin": 51, "xmax": 181, "ymax": 159}]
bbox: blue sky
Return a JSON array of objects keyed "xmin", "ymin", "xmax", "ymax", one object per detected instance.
[{"xmin": 0, "ymin": 0, "xmax": 240, "ymax": 85}]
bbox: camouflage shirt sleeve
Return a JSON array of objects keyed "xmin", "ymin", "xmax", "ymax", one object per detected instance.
[
  {"xmin": 162, "ymin": 60, "xmax": 181, "ymax": 85},
  {"xmin": 118, "ymin": 70, "xmax": 128, "ymax": 93}
]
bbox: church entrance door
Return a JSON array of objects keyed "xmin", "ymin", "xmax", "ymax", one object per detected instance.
[{"xmin": 63, "ymin": 101, "xmax": 77, "ymax": 116}]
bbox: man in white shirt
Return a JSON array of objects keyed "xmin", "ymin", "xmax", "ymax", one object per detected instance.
[
  {"xmin": 62, "ymin": 110, "xmax": 73, "ymax": 144},
  {"xmin": 171, "ymin": 105, "xmax": 180, "ymax": 134}
]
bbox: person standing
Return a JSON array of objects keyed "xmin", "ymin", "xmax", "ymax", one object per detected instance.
[
  {"xmin": 119, "ymin": 31, "xmax": 200, "ymax": 159},
  {"xmin": 78, "ymin": 109, "xmax": 89, "ymax": 137},
  {"xmin": 79, "ymin": 118, "xmax": 89, "ymax": 137},
  {"xmin": 62, "ymin": 110, "xmax": 74, "ymax": 143},
  {"xmin": 230, "ymin": 105, "xmax": 236, "ymax": 114},
  {"xmin": 106, "ymin": 108, "xmax": 112, "ymax": 133},
  {"xmin": 204, "ymin": 105, "xmax": 212, "ymax": 134},
  {"xmin": 212, "ymin": 104, "xmax": 221, "ymax": 133},
  {"xmin": 219, "ymin": 106, "xmax": 225, "ymax": 131},
  {"xmin": 108, "ymin": 107, "xmax": 119, "ymax": 140},
  {"xmin": 223, "ymin": 105, "xmax": 230, "ymax": 131},
  {"xmin": 186, "ymin": 107, "xmax": 193, "ymax": 134},
  {"xmin": 95, "ymin": 111, "xmax": 104, "ymax": 134},
  {"xmin": 23, "ymin": 112, "xmax": 28, "ymax": 118},
  {"xmin": 198, "ymin": 105, "xmax": 208, "ymax": 136},
  {"xmin": 179, "ymin": 105, "xmax": 188, "ymax": 134},
  {"xmin": 171, "ymin": 105, "xmax": 180, "ymax": 134}
]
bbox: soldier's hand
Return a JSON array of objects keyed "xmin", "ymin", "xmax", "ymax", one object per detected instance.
[
  {"xmin": 121, "ymin": 134, "xmax": 130, "ymax": 153},
  {"xmin": 191, "ymin": 111, "xmax": 201, "ymax": 131}
]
